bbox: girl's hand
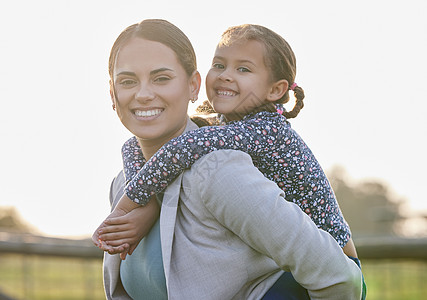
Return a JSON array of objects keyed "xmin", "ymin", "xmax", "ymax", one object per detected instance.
[
  {"xmin": 92, "ymin": 195, "xmax": 135, "ymax": 251},
  {"xmin": 97, "ymin": 195, "xmax": 160, "ymax": 258},
  {"xmin": 91, "ymin": 214, "xmax": 122, "ymax": 252}
]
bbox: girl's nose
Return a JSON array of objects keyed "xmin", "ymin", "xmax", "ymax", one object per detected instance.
[{"xmin": 218, "ymin": 69, "xmax": 233, "ymax": 82}]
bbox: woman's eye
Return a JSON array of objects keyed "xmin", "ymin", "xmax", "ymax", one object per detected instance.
[
  {"xmin": 212, "ymin": 63, "xmax": 225, "ymax": 69},
  {"xmin": 119, "ymin": 79, "xmax": 137, "ymax": 86},
  {"xmin": 237, "ymin": 67, "xmax": 251, "ymax": 73},
  {"xmin": 154, "ymin": 76, "xmax": 171, "ymax": 83}
]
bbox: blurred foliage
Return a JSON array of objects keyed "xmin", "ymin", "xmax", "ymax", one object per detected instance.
[
  {"xmin": 0, "ymin": 206, "xmax": 36, "ymax": 234},
  {"xmin": 328, "ymin": 166, "xmax": 405, "ymax": 237}
]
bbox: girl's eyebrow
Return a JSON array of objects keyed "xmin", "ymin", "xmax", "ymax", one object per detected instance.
[
  {"xmin": 213, "ymin": 55, "xmax": 256, "ymax": 67},
  {"xmin": 237, "ymin": 59, "xmax": 257, "ymax": 67}
]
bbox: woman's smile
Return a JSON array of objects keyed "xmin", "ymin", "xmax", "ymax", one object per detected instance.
[{"xmin": 133, "ymin": 108, "xmax": 164, "ymax": 119}]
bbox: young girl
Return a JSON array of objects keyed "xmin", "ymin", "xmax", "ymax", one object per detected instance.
[{"xmin": 97, "ymin": 24, "xmax": 355, "ymax": 256}]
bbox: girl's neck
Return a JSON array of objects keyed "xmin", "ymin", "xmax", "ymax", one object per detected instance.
[{"xmin": 223, "ymin": 102, "xmax": 277, "ymax": 122}]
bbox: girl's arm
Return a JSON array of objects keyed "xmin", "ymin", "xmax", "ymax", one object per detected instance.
[
  {"xmin": 123, "ymin": 115, "xmax": 280, "ymax": 205},
  {"xmin": 121, "ymin": 136, "xmax": 146, "ymax": 183}
]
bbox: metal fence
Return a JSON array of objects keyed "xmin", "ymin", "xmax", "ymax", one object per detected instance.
[{"xmin": 1, "ymin": 233, "xmax": 427, "ymax": 300}]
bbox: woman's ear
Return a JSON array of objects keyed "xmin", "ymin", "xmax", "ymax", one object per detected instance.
[
  {"xmin": 189, "ymin": 71, "xmax": 202, "ymax": 101},
  {"xmin": 109, "ymin": 80, "xmax": 116, "ymax": 102},
  {"xmin": 109, "ymin": 80, "xmax": 118, "ymax": 111},
  {"xmin": 266, "ymin": 79, "xmax": 289, "ymax": 102}
]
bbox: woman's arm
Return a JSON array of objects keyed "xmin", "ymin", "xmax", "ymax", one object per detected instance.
[{"xmin": 197, "ymin": 150, "xmax": 362, "ymax": 300}]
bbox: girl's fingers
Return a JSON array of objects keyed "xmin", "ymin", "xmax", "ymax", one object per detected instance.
[
  {"xmin": 98, "ymin": 224, "xmax": 128, "ymax": 235},
  {"xmin": 120, "ymin": 251, "xmax": 128, "ymax": 260},
  {"xmin": 108, "ymin": 245, "xmax": 124, "ymax": 255},
  {"xmin": 104, "ymin": 238, "xmax": 132, "ymax": 247},
  {"xmin": 99, "ymin": 230, "xmax": 130, "ymax": 242},
  {"xmin": 106, "ymin": 243, "xmax": 130, "ymax": 255},
  {"xmin": 92, "ymin": 231, "xmax": 100, "ymax": 247},
  {"xmin": 98, "ymin": 240, "xmax": 113, "ymax": 252},
  {"xmin": 104, "ymin": 215, "xmax": 129, "ymax": 225},
  {"xmin": 128, "ymin": 243, "xmax": 138, "ymax": 255}
]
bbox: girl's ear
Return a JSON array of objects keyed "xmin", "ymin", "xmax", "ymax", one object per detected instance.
[
  {"xmin": 189, "ymin": 70, "xmax": 202, "ymax": 101},
  {"xmin": 266, "ymin": 79, "xmax": 289, "ymax": 102}
]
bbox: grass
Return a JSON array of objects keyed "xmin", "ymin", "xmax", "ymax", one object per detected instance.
[
  {"xmin": 0, "ymin": 254, "xmax": 104, "ymax": 300},
  {"xmin": 0, "ymin": 255, "xmax": 427, "ymax": 299},
  {"xmin": 361, "ymin": 259, "xmax": 427, "ymax": 300}
]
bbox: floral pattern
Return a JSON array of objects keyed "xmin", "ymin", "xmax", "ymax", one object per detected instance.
[{"xmin": 121, "ymin": 111, "xmax": 350, "ymax": 247}]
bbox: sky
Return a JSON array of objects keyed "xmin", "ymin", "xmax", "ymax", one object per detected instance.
[{"xmin": 1, "ymin": 0, "xmax": 426, "ymax": 238}]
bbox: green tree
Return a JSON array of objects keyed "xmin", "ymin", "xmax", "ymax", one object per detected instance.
[
  {"xmin": 0, "ymin": 206, "xmax": 35, "ymax": 233},
  {"xmin": 328, "ymin": 166, "xmax": 404, "ymax": 238}
]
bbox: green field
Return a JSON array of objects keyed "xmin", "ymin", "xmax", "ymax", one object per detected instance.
[
  {"xmin": 1, "ymin": 254, "xmax": 427, "ymax": 300},
  {"xmin": 0, "ymin": 255, "xmax": 104, "ymax": 300}
]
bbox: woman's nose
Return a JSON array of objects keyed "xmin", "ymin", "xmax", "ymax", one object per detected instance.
[{"xmin": 135, "ymin": 83, "xmax": 155, "ymax": 102}]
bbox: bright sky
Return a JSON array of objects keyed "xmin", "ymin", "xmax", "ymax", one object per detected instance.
[{"xmin": 1, "ymin": 0, "xmax": 426, "ymax": 238}]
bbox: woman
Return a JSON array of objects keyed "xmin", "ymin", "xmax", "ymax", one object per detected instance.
[{"xmin": 100, "ymin": 19, "xmax": 362, "ymax": 299}]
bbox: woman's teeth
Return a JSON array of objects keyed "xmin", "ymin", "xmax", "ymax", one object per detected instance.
[
  {"xmin": 135, "ymin": 109, "xmax": 162, "ymax": 117},
  {"xmin": 217, "ymin": 90, "xmax": 236, "ymax": 96}
]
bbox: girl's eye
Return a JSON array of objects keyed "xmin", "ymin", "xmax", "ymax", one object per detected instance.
[
  {"xmin": 237, "ymin": 67, "xmax": 251, "ymax": 73},
  {"xmin": 212, "ymin": 63, "xmax": 225, "ymax": 69}
]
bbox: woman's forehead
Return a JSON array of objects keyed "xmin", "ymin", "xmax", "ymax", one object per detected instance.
[{"xmin": 114, "ymin": 38, "xmax": 181, "ymax": 75}]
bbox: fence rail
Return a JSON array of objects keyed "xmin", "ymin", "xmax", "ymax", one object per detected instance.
[
  {"xmin": 1, "ymin": 233, "xmax": 427, "ymax": 260},
  {"xmin": 1, "ymin": 233, "xmax": 427, "ymax": 300},
  {"xmin": 355, "ymin": 236, "xmax": 427, "ymax": 260},
  {"xmin": 0, "ymin": 234, "xmax": 103, "ymax": 259}
]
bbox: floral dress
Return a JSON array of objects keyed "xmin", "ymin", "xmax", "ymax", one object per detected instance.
[{"xmin": 122, "ymin": 111, "xmax": 351, "ymax": 247}]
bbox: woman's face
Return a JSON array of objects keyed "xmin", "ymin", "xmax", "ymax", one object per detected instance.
[{"xmin": 112, "ymin": 37, "xmax": 199, "ymax": 148}]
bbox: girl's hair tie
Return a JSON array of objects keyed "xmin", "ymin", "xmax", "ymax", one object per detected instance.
[
  {"xmin": 290, "ymin": 82, "xmax": 298, "ymax": 91},
  {"xmin": 276, "ymin": 103, "xmax": 285, "ymax": 115}
]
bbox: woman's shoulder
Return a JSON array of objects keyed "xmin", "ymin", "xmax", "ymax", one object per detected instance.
[{"xmin": 109, "ymin": 170, "xmax": 126, "ymax": 207}]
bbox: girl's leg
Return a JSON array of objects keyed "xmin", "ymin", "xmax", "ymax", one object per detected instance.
[{"xmin": 262, "ymin": 272, "xmax": 309, "ymax": 300}]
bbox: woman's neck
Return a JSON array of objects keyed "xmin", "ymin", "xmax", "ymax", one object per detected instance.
[
  {"xmin": 137, "ymin": 140, "xmax": 160, "ymax": 161},
  {"xmin": 136, "ymin": 117, "xmax": 189, "ymax": 160}
]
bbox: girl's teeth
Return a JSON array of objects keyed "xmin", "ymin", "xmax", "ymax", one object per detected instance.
[{"xmin": 135, "ymin": 109, "xmax": 162, "ymax": 117}]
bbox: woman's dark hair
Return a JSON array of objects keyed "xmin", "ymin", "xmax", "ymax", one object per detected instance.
[{"xmin": 109, "ymin": 19, "xmax": 197, "ymax": 80}]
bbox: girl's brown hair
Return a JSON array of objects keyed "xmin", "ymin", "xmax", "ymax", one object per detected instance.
[{"xmin": 216, "ymin": 24, "xmax": 305, "ymax": 119}]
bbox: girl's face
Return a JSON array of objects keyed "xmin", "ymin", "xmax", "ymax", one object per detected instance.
[
  {"xmin": 112, "ymin": 37, "xmax": 199, "ymax": 148},
  {"xmin": 206, "ymin": 40, "xmax": 276, "ymax": 121}
]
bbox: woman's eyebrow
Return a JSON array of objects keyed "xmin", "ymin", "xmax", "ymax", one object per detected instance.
[
  {"xmin": 115, "ymin": 71, "xmax": 135, "ymax": 77},
  {"xmin": 150, "ymin": 67, "xmax": 173, "ymax": 75},
  {"xmin": 115, "ymin": 68, "xmax": 173, "ymax": 77}
]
